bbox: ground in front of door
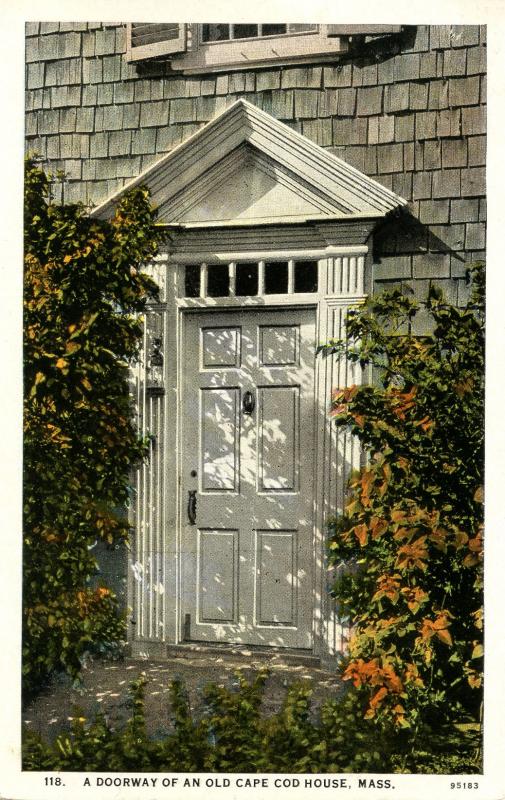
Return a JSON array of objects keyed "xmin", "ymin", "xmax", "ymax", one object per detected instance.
[{"xmin": 23, "ymin": 650, "xmax": 345, "ymax": 741}]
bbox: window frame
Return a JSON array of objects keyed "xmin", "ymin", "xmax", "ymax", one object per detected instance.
[
  {"xmin": 171, "ymin": 24, "xmax": 348, "ymax": 73},
  {"xmin": 126, "ymin": 23, "xmax": 403, "ymax": 71},
  {"xmin": 125, "ymin": 23, "xmax": 351, "ymax": 70}
]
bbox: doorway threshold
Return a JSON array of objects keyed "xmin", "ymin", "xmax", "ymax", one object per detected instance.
[{"xmin": 168, "ymin": 641, "xmax": 321, "ymax": 668}]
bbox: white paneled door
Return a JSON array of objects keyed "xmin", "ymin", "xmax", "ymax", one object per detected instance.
[{"xmin": 181, "ymin": 308, "xmax": 316, "ymax": 649}]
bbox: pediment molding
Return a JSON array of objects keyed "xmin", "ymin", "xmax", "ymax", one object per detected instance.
[{"xmin": 92, "ymin": 99, "xmax": 407, "ymax": 225}]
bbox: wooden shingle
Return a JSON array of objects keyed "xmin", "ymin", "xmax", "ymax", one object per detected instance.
[
  {"xmin": 432, "ymin": 169, "xmax": 461, "ymax": 198},
  {"xmin": 384, "ymin": 83, "xmax": 410, "ymax": 113},
  {"xmin": 75, "ymin": 107, "xmax": 95, "ymax": 133},
  {"xmin": 441, "ymin": 138, "xmax": 468, "ymax": 169},
  {"xmin": 461, "ymin": 105, "xmax": 486, "ymax": 136},
  {"xmin": 450, "ymin": 198, "xmax": 479, "ymax": 223},
  {"xmin": 448, "ymin": 76, "xmax": 480, "ymax": 107},
  {"xmin": 140, "ymin": 100, "xmax": 169, "ymax": 126},
  {"xmin": 323, "ymin": 64, "xmax": 352, "ymax": 88},
  {"xmin": 336, "ymin": 87, "xmax": 356, "ymax": 116},
  {"xmin": 271, "ymin": 89, "xmax": 295, "ymax": 119},
  {"xmin": 301, "ymin": 118, "xmax": 332, "ymax": 147},
  {"xmin": 97, "ymin": 84, "xmax": 113, "ymax": 106},
  {"xmin": 436, "ymin": 109, "xmax": 461, "ymax": 138},
  {"xmin": 429, "ymin": 223, "xmax": 465, "ymax": 251},
  {"xmin": 466, "ymin": 45, "xmax": 486, "ymax": 75},
  {"xmin": 89, "ymin": 132, "xmax": 108, "ymax": 158},
  {"xmin": 415, "ymin": 111, "xmax": 437, "ymax": 140},
  {"xmin": 461, "ymin": 167, "xmax": 486, "ymax": 196},
  {"xmin": 465, "ymin": 222, "xmax": 486, "ymax": 250},
  {"xmin": 256, "ymin": 70, "xmax": 281, "ymax": 92},
  {"xmin": 413, "ymin": 171, "xmax": 432, "ymax": 200},
  {"xmin": 282, "ymin": 66, "xmax": 322, "ymax": 89},
  {"xmin": 394, "ymin": 114, "xmax": 415, "ymax": 142},
  {"xmin": 102, "ymin": 104, "xmax": 125, "ymax": 130},
  {"xmin": 468, "ymin": 136, "xmax": 486, "ymax": 166},
  {"xmin": 409, "ymin": 82, "xmax": 429, "ymax": 110},
  {"xmin": 412, "ymin": 252, "xmax": 450, "ymax": 278},
  {"xmin": 131, "ymin": 128, "xmax": 157, "ymax": 155},
  {"xmin": 294, "ymin": 89, "xmax": 319, "ymax": 119},
  {"xmin": 27, "ymin": 62, "xmax": 45, "ymax": 90},
  {"xmin": 394, "ymin": 53, "xmax": 420, "ymax": 82},
  {"xmin": 443, "ymin": 49, "xmax": 467, "ymax": 77},
  {"xmin": 59, "ymin": 108, "xmax": 78, "ymax": 133},
  {"xmin": 428, "ymin": 79, "xmax": 449, "ymax": 110},
  {"xmin": 317, "ymin": 90, "xmax": 338, "ymax": 118},
  {"xmin": 419, "ymin": 52, "xmax": 437, "ymax": 79},
  {"xmin": 377, "ymin": 143, "xmax": 403, "ymax": 174},
  {"xmin": 419, "ymin": 199, "xmax": 450, "ymax": 224},
  {"xmin": 108, "ymin": 130, "xmax": 132, "ymax": 157},
  {"xmin": 356, "ymin": 86, "xmax": 383, "ymax": 116},
  {"xmin": 122, "ymin": 103, "xmax": 141, "ymax": 129}
]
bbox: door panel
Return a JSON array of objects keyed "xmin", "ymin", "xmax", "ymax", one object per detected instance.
[
  {"xmin": 182, "ymin": 308, "xmax": 316, "ymax": 649},
  {"xmin": 258, "ymin": 386, "xmax": 298, "ymax": 491},
  {"xmin": 201, "ymin": 326, "xmax": 241, "ymax": 368},
  {"xmin": 256, "ymin": 530, "xmax": 297, "ymax": 626},
  {"xmin": 200, "ymin": 387, "xmax": 240, "ymax": 492},
  {"xmin": 198, "ymin": 529, "xmax": 238, "ymax": 623},
  {"xmin": 259, "ymin": 324, "xmax": 299, "ymax": 366}
]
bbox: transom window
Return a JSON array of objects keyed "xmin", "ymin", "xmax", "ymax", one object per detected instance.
[{"xmin": 184, "ymin": 260, "xmax": 318, "ymax": 298}]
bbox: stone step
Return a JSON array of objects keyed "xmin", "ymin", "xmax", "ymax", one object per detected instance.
[{"xmin": 163, "ymin": 642, "xmax": 321, "ymax": 668}]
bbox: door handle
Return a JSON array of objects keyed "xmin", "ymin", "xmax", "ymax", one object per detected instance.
[{"xmin": 187, "ymin": 490, "xmax": 197, "ymax": 525}]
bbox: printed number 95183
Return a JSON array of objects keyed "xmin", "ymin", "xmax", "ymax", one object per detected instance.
[{"xmin": 450, "ymin": 783, "xmax": 479, "ymax": 790}]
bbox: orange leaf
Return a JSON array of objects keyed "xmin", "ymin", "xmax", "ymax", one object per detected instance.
[
  {"xmin": 369, "ymin": 686, "xmax": 388, "ymax": 710},
  {"xmin": 474, "ymin": 486, "xmax": 484, "ymax": 504},
  {"xmin": 353, "ymin": 524, "xmax": 368, "ymax": 547},
  {"xmin": 436, "ymin": 628, "xmax": 453, "ymax": 646},
  {"xmin": 370, "ymin": 517, "xmax": 388, "ymax": 540}
]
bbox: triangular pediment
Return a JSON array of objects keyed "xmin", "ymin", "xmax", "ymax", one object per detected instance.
[
  {"xmin": 92, "ymin": 99, "xmax": 407, "ymax": 225},
  {"xmin": 164, "ymin": 144, "xmax": 347, "ymax": 225}
]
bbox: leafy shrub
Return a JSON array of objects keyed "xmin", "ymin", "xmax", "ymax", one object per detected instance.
[
  {"xmin": 321, "ymin": 264, "xmax": 484, "ymax": 736},
  {"xmin": 22, "ymin": 672, "xmax": 481, "ymax": 773},
  {"xmin": 23, "ymin": 159, "xmax": 162, "ymax": 698}
]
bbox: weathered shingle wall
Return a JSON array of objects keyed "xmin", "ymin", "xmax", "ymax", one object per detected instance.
[{"xmin": 25, "ymin": 23, "xmax": 486, "ymax": 303}]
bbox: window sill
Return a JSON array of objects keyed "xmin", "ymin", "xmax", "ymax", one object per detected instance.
[{"xmin": 170, "ymin": 30, "xmax": 348, "ymax": 74}]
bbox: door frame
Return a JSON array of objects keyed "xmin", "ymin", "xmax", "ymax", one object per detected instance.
[
  {"xmin": 171, "ymin": 244, "xmax": 369, "ymax": 659},
  {"xmin": 128, "ymin": 241, "xmax": 370, "ymax": 663}
]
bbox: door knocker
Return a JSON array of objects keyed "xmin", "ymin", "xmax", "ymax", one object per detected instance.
[{"xmin": 242, "ymin": 390, "xmax": 255, "ymax": 415}]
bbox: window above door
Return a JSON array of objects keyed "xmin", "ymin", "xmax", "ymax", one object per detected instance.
[
  {"xmin": 183, "ymin": 259, "xmax": 319, "ymax": 299},
  {"xmin": 125, "ymin": 23, "xmax": 403, "ymax": 72}
]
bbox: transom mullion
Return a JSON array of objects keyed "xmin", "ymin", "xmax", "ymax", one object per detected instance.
[
  {"xmin": 229, "ymin": 262, "xmax": 236, "ymax": 296},
  {"xmin": 200, "ymin": 263, "xmax": 207, "ymax": 298},
  {"xmin": 288, "ymin": 259, "xmax": 295, "ymax": 294},
  {"xmin": 258, "ymin": 260, "xmax": 265, "ymax": 296}
]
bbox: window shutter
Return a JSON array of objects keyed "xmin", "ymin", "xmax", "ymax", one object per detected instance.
[
  {"xmin": 326, "ymin": 25, "xmax": 402, "ymax": 36},
  {"xmin": 126, "ymin": 23, "xmax": 187, "ymax": 62}
]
